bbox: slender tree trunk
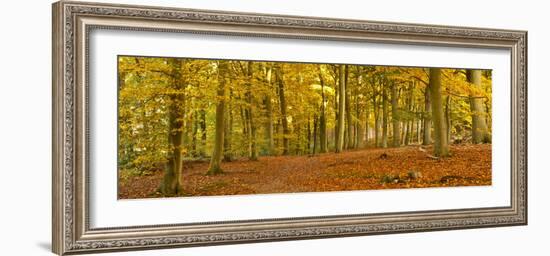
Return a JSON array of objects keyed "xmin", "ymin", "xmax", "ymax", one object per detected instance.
[
  {"xmin": 191, "ymin": 111, "xmax": 197, "ymax": 156},
  {"xmin": 355, "ymin": 94, "xmax": 362, "ymax": 148},
  {"xmin": 401, "ymin": 121, "xmax": 410, "ymax": 145},
  {"xmin": 336, "ymin": 65, "xmax": 346, "ymax": 153},
  {"xmin": 244, "ymin": 108, "xmax": 252, "ymax": 156},
  {"xmin": 391, "ymin": 82, "xmax": 400, "ymax": 147},
  {"xmin": 312, "ymin": 115, "xmax": 318, "ymax": 154},
  {"xmin": 318, "ymin": 71, "xmax": 328, "ymax": 153},
  {"xmin": 199, "ymin": 109, "xmax": 206, "ymax": 157},
  {"xmin": 264, "ymin": 67, "xmax": 274, "ymax": 155},
  {"xmin": 294, "ymin": 125, "xmax": 301, "ymax": 155},
  {"xmin": 382, "ymin": 83, "xmax": 389, "ymax": 148},
  {"xmin": 223, "ymin": 90, "xmax": 233, "ymax": 162},
  {"xmin": 374, "ymin": 99, "xmax": 380, "ymax": 147},
  {"xmin": 307, "ymin": 115, "xmax": 312, "ymax": 153},
  {"xmin": 247, "ymin": 62, "xmax": 258, "ymax": 160},
  {"xmin": 275, "ymin": 120, "xmax": 281, "ymax": 153},
  {"xmin": 445, "ymin": 95, "xmax": 452, "ymax": 144},
  {"xmin": 275, "ymin": 65, "xmax": 290, "ymax": 155},
  {"xmin": 423, "ymin": 87, "xmax": 432, "ymax": 145},
  {"xmin": 207, "ymin": 61, "xmax": 228, "ymax": 175},
  {"xmin": 404, "ymin": 84, "xmax": 413, "ymax": 145},
  {"xmin": 334, "ymin": 66, "xmax": 344, "ymax": 151},
  {"xmin": 240, "ymin": 106, "xmax": 247, "ymax": 137},
  {"xmin": 159, "ymin": 59, "xmax": 184, "ymax": 195},
  {"xmin": 467, "ymin": 69, "xmax": 491, "ymax": 143},
  {"xmin": 345, "ymin": 66, "xmax": 353, "ymax": 149},
  {"xmin": 365, "ymin": 103, "xmax": 369, "ymax": 146},
  {"xmin": 406, "ymin": 120, "xmax": 412, "ymax": 145},
  {"xmin": 429, "ymin": 68, "xmax": 450, "ymax": 157},
  {"xmin": 182, "ymin": 103, "xmax": 191, "ymax": 153},
  {"xmin": 417, "ymin": 118, "xmax": 421, "ymax": 143}
]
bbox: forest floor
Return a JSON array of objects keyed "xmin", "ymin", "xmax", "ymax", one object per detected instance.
[{"xmin": 118, "ymin": 144, "xmax": 492, "ymax": 199}]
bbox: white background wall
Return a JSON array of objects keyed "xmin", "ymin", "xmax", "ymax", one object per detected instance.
[{"xmin": 0, "ymin": 0, "xmax": 547, "ymax": 255}]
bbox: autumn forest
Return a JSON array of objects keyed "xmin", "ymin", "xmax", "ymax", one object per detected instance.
[{"xmin": 118, "ymin": 56, "xmax": 492, "ymax": 199}]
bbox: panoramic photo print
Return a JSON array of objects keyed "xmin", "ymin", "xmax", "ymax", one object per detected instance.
[{"xmin": 117, "ymin": 56, "xmax": 492, "ymax": 199}]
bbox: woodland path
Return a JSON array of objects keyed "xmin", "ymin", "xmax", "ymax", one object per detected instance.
[{"xmin": 118, "ymin": 144, "xmax": 491, "ymax": 199}]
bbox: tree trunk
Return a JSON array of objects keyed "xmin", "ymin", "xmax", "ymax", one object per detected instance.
[
  {"xmin": 467, "ymin": 69, "xmax": 491, "ymax": 143},
  {"xmin": 312, "ymin": 115, "xmax": 318, "ymax": 154},
  {"xmin": 382, "ymin": 83, "xmax": 389, "ymax": 148},
  {"xmin": 355, "ymin": 90, "xmax": 362, "ymax": 148},
  {"xmin": 429, "ymin": 68, "xmax": 450, "ymax": 157},
  {"xmin": 404, "ymin": 84, "xmax": 413, "ymax": 145},
  {"xmin": 264, "ymin": 66, "xmax": 274, "ymax": 155},
  {"xmin": 247, "ymin": 62, "xmax": 258, "ymax": 160},
  {"xmin": 374, "ymin": 98, "xmax": 380, "ymax": 147},
  {"xmin": 191, "ymin": 112, "xmax": 197, "ymax": 156},
  {"xmin": 159, "ymin": 59, "xmax": 184, "ymax": 195},
  {"xmin": 445, "ymin": 95, "xmax": 452, "ymax": 144},
  {"xmin": 344, "ymin": 66, "xmax": 353, "ymax": 149},
  {"xmin": 423, "ymin": 87, "xmax": 432, "ymax": 145},
  {"xmin": 223, "ymin": 90, "xmax": 233, "ymax": 162},
  {"xmin": 275, "ymin": 65, "xmax": 290, "ymax": 155},
  {"xmin": 334, "ymin": 69, "xmax": 340, "ymax": 151},
  {"xmin": 199, "ymin": 109, "xmax": 206, "ymax": 157},
  {"xmin": 417, "ymin": 118, "xmax": 421, "ymax": 143},
  {"xmin": 391, "ymin": 82, "xmax": 400, "ymax": 147},
  {"xmin": 365, "ymin": 103, "xmax": 369, "ymax": 146},
  {"xmin": 207, "ymin": 61, "xmax": 228, "ymax": 175},
  {"xmin": 294, "ymin": 125, "xmax": 301, "ymax": 155},
  {"xmin": 336, "ymin": 65, "xmax": 346, "ymax": 153},
  {"xmin": 318, "ymin": 71, "xmax": 328, "ymax": 153},
  {"xmin": 307, "ymin": 115, "xmax": 312, "ymax": 153},
  {"xmin": 182, "ymin": 102, "xmax": 191, "ymax": 154}
]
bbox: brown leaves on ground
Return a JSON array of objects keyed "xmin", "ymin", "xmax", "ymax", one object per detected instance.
[{"xmin": 118, "ymin": 144, "xmax": 491, "ymax": 199}]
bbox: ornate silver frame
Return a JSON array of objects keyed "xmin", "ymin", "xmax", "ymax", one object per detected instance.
[{"xmin": 52, "ymin": 1, "xmax": 527, "ymax": 255}]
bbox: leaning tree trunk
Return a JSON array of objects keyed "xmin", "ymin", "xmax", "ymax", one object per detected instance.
[
  {"xmin": 207, "ymin": 61, "xmax": 228, "ymax": 175},
  {"xmin": 159, "ymin": 59, "xmax": 184, "ymax": 195},
  {"xmin": 391, "ymin": 82, "xmax": 400, "ymax": 147},
  {"xmin": 429, "ymin": 68, "xmax": 450, "ymax": 157},
  {"xmin": 467, "ymin": 69, "xmax": 491, "ymax": 143},
  {"xmin": 336, "ymin": 65, "xmax": 346, "ymax": 153}
]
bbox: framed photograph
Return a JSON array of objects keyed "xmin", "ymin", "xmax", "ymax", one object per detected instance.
[{"xmin": 52, "ymin": 1, "xmax": 527, "ymax": 255}]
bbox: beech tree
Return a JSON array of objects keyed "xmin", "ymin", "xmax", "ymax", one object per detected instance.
[
  {"xmin": 467, "ymin": 69, "xmax": 491, "ymax": 144},
  {"xmin": 429, "ymin": 68, "xmax": 450, "ymax": 157},
  {"xmin": 156, "ymin": 59, "xmax": 184, "ymax": 195},
  {"xmin": 207, "ymin": 61, "xmax": 228, "ymax": 175}
]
